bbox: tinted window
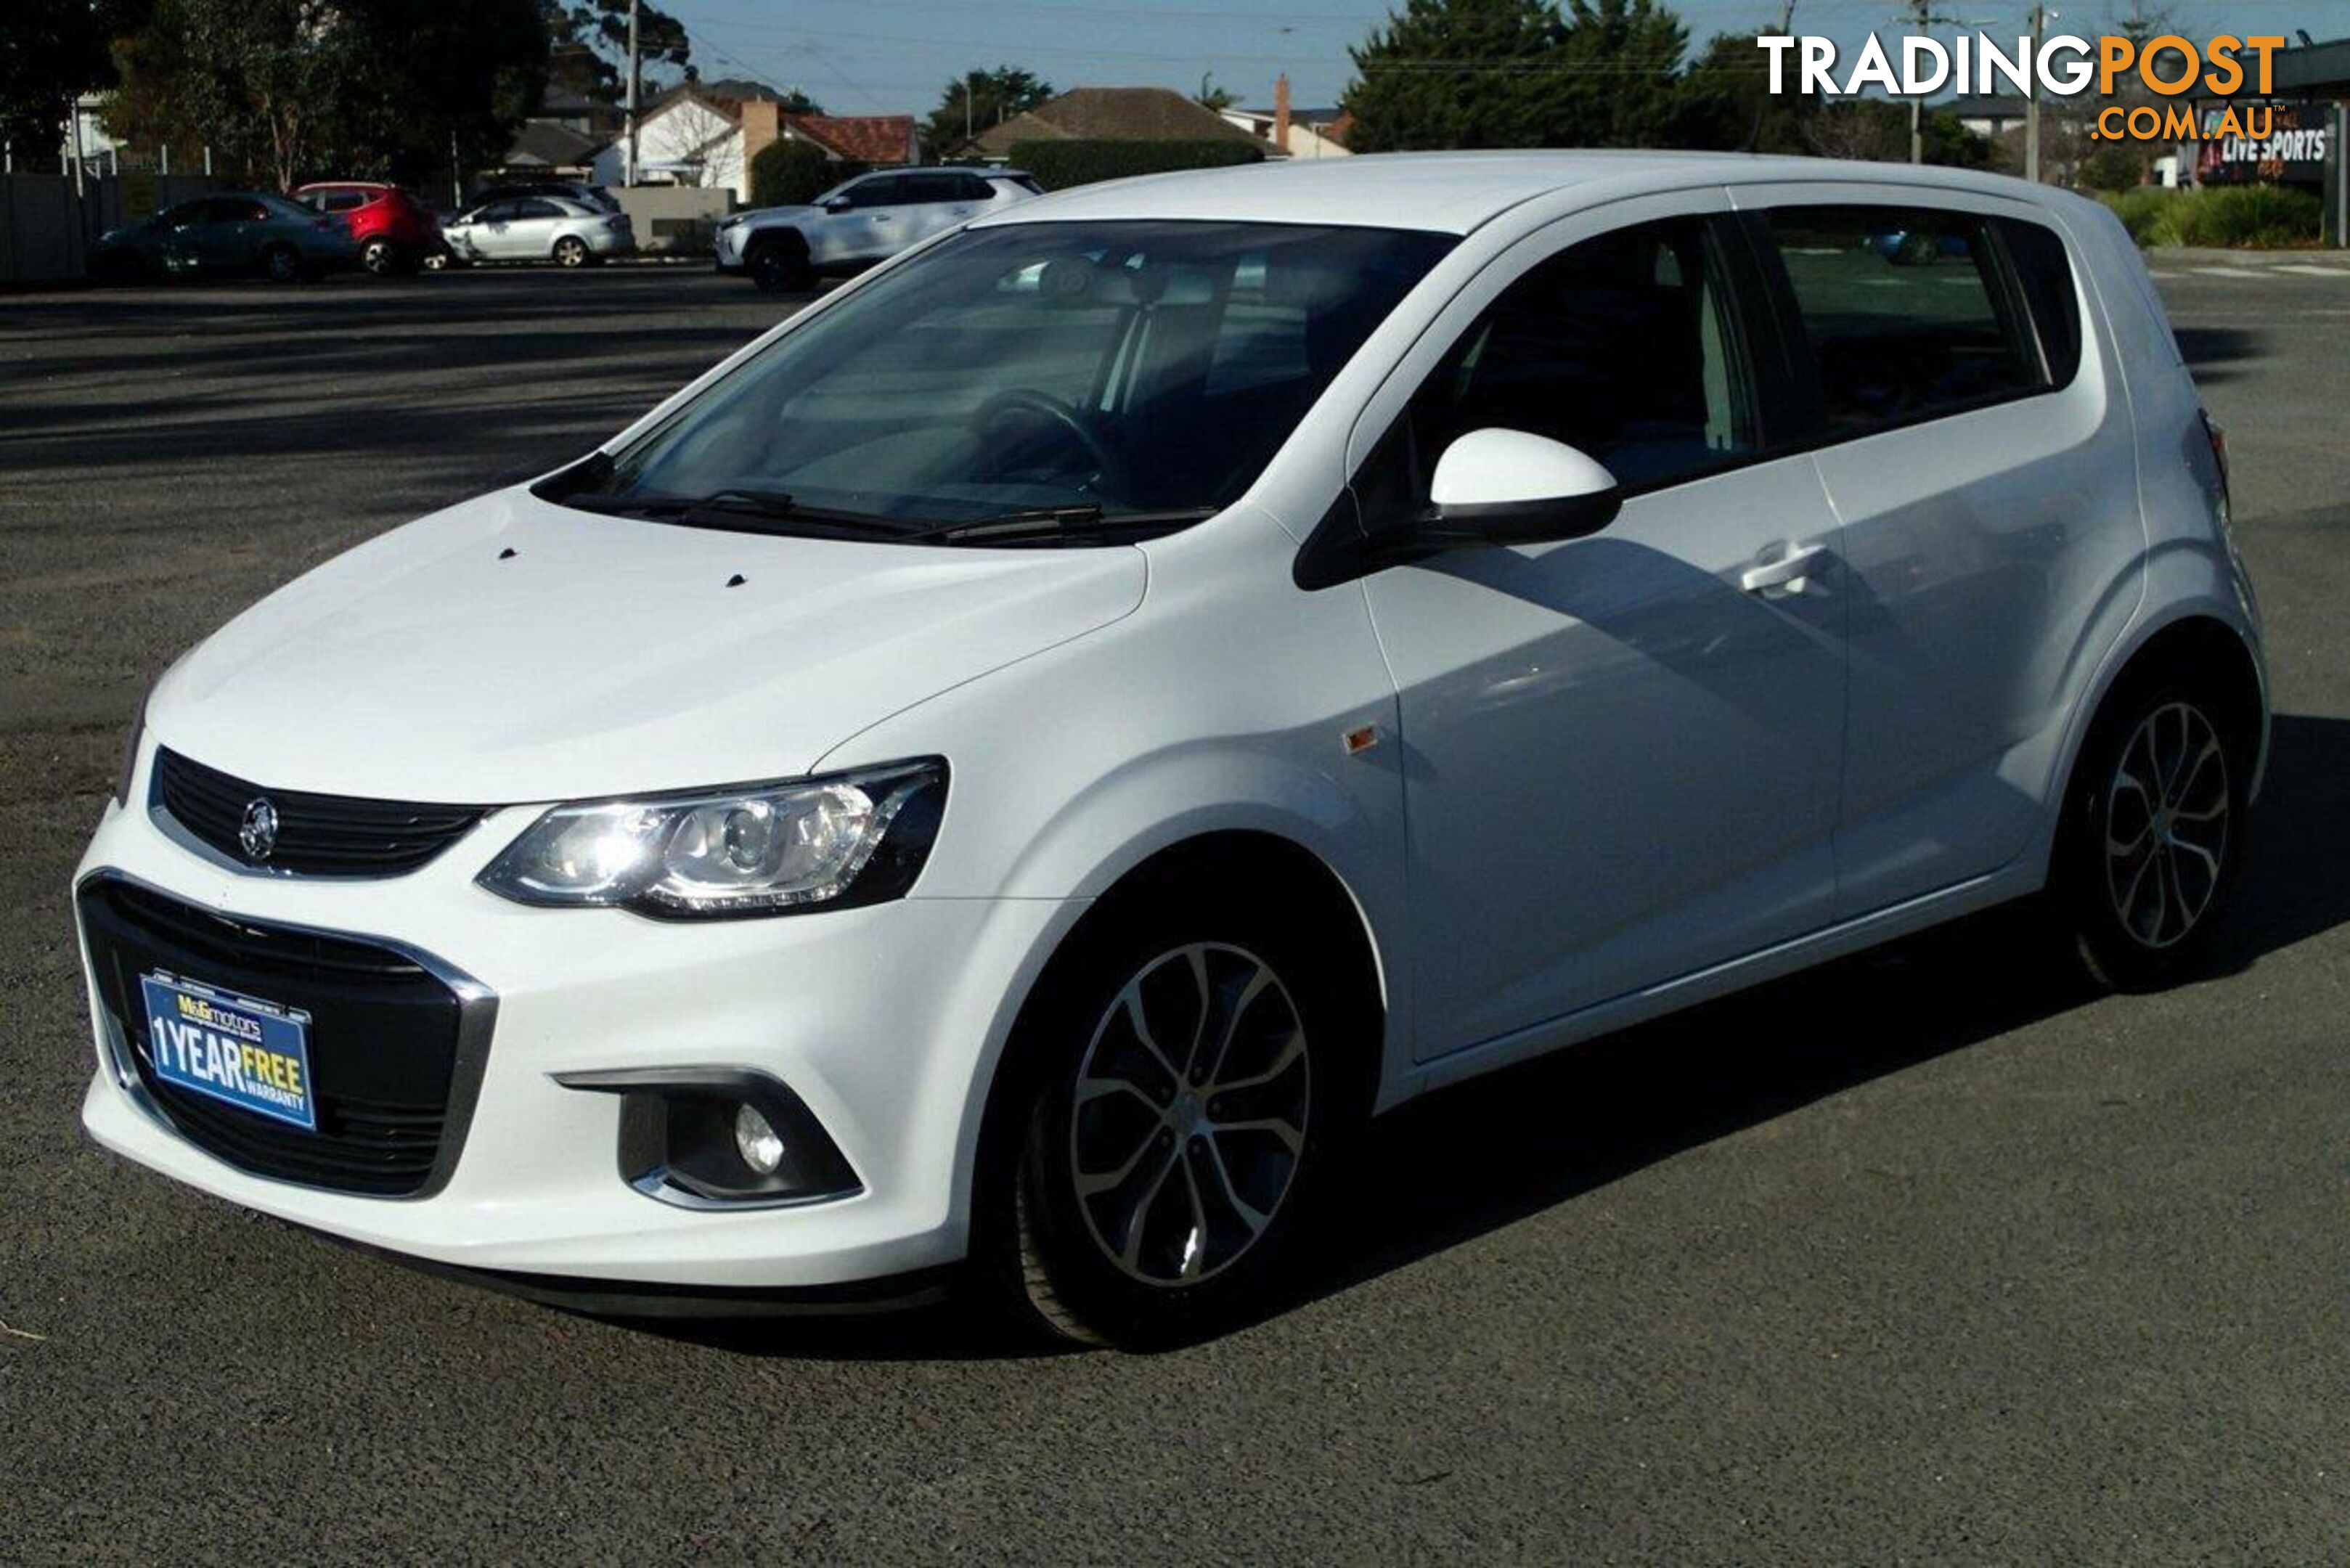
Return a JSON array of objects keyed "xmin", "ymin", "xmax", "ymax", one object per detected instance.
[
  {"xmin": 846, "ymin": 176, "xmax": 907, "ymax": 208},
  {"xmin": 555, "ymin": 221, "xmax": 1455, "ymax": 534},
  {"xmin": 1763, "ymin": 205, "xmax": 2041, "ymax": 437},
  {"xmin": 513, "ymin": 199, "xmax": 564, "ymax": 220},
  {"xmin": 949, "ymin": 173, "xmax": 995, "ymax": 201},
  {"xmin": 312, "ymin": 189, "xmax": 368, "ymax": 213},
  {"xmin": 1999, "ymin": 216, "xmax": 2083, "ymax": 388},
  {"xmin": 1365, "ymin": 216, "xmax": 1758, "ymax": 514}
]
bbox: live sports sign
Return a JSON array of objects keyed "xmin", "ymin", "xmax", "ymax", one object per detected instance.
[{"xmin": 2192, "ymin": 101, "xmax": 2333, "ymax": 185}]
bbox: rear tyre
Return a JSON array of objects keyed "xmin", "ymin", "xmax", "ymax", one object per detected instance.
[
  {"xmin": 261, "ymin": 245, "xmax": 301, "ymax": 284},
  {"xmin": 981, "ymin": 892, "xmax": 1360, "ymax": 1349},
  {"xmin": 747, "ymin": 237, "xmax": 813, "ymax": 294},
  {"xmin": 420, "ymin": 243, "xmax": 455, "ymax": 271},
  {"xmin": 2048, "ymin": 671, "xmax": 2251, "ymax": 992},
  {"xmin": 552, "ymin": 235, "xmax": 589, "ymax": 269}
]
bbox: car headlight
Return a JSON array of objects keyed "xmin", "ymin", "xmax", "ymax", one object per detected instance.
[{"xmin": 478, "ymin": 759, "xmax": 946, "ymax": 918}]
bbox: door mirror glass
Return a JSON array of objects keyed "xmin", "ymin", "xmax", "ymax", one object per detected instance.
[
  {"xmin": 822, "ymin": 195, "xmax": 854, "ymax": 212},
  {"xmin": 1423, "ymin": 428, "xmax": 1620, "ymax": 546}
]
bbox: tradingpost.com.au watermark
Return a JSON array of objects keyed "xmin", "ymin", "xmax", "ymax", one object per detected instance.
[{"xmin": 1758, "ymin": 32, "xmax": 2294, "ymax": 142}]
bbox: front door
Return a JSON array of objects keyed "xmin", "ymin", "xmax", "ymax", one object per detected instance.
[{"xmin": 1349, "ymin": 199, "xmax": 1851, "ymax": 1060}]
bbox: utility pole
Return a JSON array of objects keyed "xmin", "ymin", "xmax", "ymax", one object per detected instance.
[
  {"xmin": 964, "ymin": 78, "xmax": 974, "ymax": 144},
  {"xmin": 2024, "ymin": 1, "xmax": 2045, "ymax": 182},
  {"xmin": 622, "ymin": 0, "xmax": 642, "ymax": 188}
]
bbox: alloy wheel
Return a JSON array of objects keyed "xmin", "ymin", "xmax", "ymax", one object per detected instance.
[
  {"xmin": 1068, "ymin": 943, "xmax": 1310, "ymax": 1286},
  {"xmin": 2103, "ymin": 701, "xmax": 2230, "ymax": 950},
  {"xmin": 555, "ymin": 237, "xmax": 587, "ymax": 268},
  {"xmin": 362, "ymin": 239, "xmax": 396, "ymax": 277},
  {"xmin": 264, "ymin": 248, "xmax": 299, "ymax": 283}
]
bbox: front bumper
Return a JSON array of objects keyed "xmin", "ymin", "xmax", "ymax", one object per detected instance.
[{"xmin": 74, "ymin": 758, "xmax": 1079, "ymax": 1291}]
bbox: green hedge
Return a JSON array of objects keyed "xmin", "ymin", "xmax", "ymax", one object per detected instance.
[
  {"xmin": 1009, "ymin": 139, "xmax": 1263, "ymax": 191},
  {"xmin": 2098, "ymin": 184, "xmax": 2322, "ymax": 249},
  {"xmin": 749, "ymin": 139, "xmax": 867, "ymax": 208}
]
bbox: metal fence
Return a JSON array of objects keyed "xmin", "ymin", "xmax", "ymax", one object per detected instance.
[{"xmin": 1, "ymin": 171, "xmax": 224, "ymax": 285}]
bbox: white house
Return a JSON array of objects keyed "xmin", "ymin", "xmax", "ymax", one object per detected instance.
[{"xmin": 590, "ymin": 86, "xmax": 918, "ymax": 203}]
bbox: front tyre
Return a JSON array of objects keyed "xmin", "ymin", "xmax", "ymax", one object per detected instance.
[
  {"xmin": 2051, "ymin": 676, "xmax": 2250, "ymax": 991},
  {"xmin": 552, "ymin": 235, "xmax": 589, "ymax": 269},
  {"xmin": 261, "ymin": 244, "xmax": 301, "ymax": 284},
  {"xmin": 747, "ymin": 237, "xmax": 813, "ymax": 294},
  {"xmin": 987, "ymin": 902, "xmax": 1351, "ymax": 1349}
]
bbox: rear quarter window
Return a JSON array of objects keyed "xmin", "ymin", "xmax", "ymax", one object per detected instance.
[{"xmin": 1996, "ymin": 216, "xmax": 2084, "ymax": 388}]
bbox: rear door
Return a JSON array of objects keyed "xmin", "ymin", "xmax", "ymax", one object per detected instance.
[
  {"xmin": 1734, "ymin": 187, "xmax": 2142, "ymax": 915},
  {"xmin": 1347, "ymin": 191, "xmax": 1852, "ymax": 1058},
  {"xmin": 191, "ymin": 197, "xmax": 264, "ymax": 271},
  {"xmin": 500, "ymin": 198, "xmax": 568, "ymax": 261}
]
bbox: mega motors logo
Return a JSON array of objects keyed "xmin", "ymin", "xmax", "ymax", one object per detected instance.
[{"xmin": 1758, "ymin": 31, "xmax": 2291, "ymax": 142}]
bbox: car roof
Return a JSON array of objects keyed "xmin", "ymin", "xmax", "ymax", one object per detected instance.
[
  {"xmin": 970, "ymin": 150, "xmax": 2067, "ymax": 236},
  {"xmin": 294, "ymin": 181, "xmax": 388, "ymax": 191}
]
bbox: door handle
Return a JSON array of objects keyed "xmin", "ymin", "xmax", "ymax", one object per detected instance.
[{"xmin": 1740, "ymin": 543, "xmax": 1829, "ymax": 595}]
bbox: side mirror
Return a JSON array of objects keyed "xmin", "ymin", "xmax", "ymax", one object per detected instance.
[
  {"xmin": 821, "ymin": 195, "xmax": 852, "ymax": 213},
  {"xmin": 1420, "ymin": 429, "xmax": 1621, "ymax": 547}
]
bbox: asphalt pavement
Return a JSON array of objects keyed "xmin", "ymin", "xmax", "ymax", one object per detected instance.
[{"xmin": 3, "ymin": 259, "xmax": 2348, "ymax": 1561}]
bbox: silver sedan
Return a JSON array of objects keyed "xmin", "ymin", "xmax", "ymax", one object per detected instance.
[{"xmin": 435, "ymin": 196, "xmax": 633, "ymax": 268}]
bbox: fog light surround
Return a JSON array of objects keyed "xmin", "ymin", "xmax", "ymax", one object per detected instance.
[{"xmin": 554, "ymin": 1067, "xmax": 860, "ymax": 1209}]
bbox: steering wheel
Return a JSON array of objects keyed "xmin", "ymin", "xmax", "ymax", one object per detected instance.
[{"xmin": 971, "ymin": 388, "xmax": 1129, "ymax": 497}]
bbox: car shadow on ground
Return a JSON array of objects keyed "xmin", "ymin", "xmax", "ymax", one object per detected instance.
[
  {"xmin": 613, "ymin": 710, "xmax": 2350, "ymax": 1361},
  {"xmin": 2171, "ymin": 326, "xmax": 2264, "ymax": 388}
]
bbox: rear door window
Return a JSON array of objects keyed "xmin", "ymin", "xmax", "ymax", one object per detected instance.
[{"xmin": 1759, "ymin": 205, "xmax": 2043, "ymax": 438}]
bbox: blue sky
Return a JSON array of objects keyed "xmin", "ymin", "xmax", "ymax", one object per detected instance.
[{"xmin": 663, "ymin": 0, "xmax": 2306, "ymax": 117}]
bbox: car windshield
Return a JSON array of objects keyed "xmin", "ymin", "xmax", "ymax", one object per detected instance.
[{"xmin": 544, "ymin": 220, "xmax": 1456, "ymax": 540}]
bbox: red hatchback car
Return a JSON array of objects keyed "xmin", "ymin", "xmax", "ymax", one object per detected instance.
[{"xmin": 292, "ymin": 182, "xmax": 444, "ymax": 276}]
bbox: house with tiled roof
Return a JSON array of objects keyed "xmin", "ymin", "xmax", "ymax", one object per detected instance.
[
  {"xmin": 588, "ymin": 81, "xmax": 916, "ymax": 203},
  {"xmin": 958, "ymin": 86, "xmax": 1262, "ymax": 163}
]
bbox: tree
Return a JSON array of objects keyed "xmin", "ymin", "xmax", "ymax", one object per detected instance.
[
  {"xmin": 1, "ymin": 0, "xmax": 149, "ymax": 155},
  {"xmin": 1194, "ymin": 72, "xmax": 1236, "ymax": 112},
  {"xmin": 544, "ymin": 0, "xmax": 688, "ymax": 102},
  {"xmin": 1669, "ymin": 28, "xmax": 1814, "ymax": 152},
  {"xmin": 1342, "ymin": 0, "xmax": 1578, "ymax": 152},
  {"xmin": 923, "ymin": 64, "xmax": 1053, "ymax": 158},
  {"xmin": 105, "ymin": 0, "xmax": 547, "ymax": 187},
  {"xmin": 1550, "ymin": 0, "xmax": 1686, "ymax": 146}
]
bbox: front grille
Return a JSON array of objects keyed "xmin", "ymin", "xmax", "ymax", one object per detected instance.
[
  {"xmin": 78, "ymin": 878, "xmax": 493, "ymax": 1198},
  {"xmin": 153, "ymin": 747, "xmax": 488, "ymax": 877}
]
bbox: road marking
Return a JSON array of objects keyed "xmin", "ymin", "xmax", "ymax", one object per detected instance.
[
  {"xmin": 2190, "ymin": 266, "xmax": 2264, "ymax": 277},
  {"xmin": 2273, "ymin": 264, "xmax": 2350, "ymax": 278}
]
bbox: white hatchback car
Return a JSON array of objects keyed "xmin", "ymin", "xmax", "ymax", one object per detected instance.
[{"xmin": 78, "ymin": 153, "xmax": 2263, "ymax": 1347}]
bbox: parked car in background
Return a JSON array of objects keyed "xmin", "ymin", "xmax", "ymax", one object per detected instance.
[
  {"xmin": 468, "ymin": 180, "xmax": 621, "ymax": 215},
  {"xmin": 716, "ymin": 166, "xmax": 1041, "ymax": 291},
  {"xmin": 89, "ymin": 192, "xmax": 360, "ymax": 284},
  {"xmin": 292, "ymin": 181, "xmax": 443, "ymax": 277},
  {"xmin": 436, "ymin": 196, "xmax": 633, "ymax": 268},
  {"xmin": 75, "ymin": 155, "xmax": 2262, "ymax": 1349}
]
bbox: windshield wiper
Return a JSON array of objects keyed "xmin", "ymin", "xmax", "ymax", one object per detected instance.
[
  {"xmin": 916, "ymin": 505, "xmax": 1217, "ymax": 546},
  {"xmin": 561, "ymin": 486, "xmax": 919, "ymax": 539}
]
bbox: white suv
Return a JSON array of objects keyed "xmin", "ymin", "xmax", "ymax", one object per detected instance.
[
  {"xmin": 78, "ymin": 154, "xmax": 2263, "ymax": 1348},
  {"xmin": 714, "ymin": 166, "xmax": 1040, "ymax": 291}
]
